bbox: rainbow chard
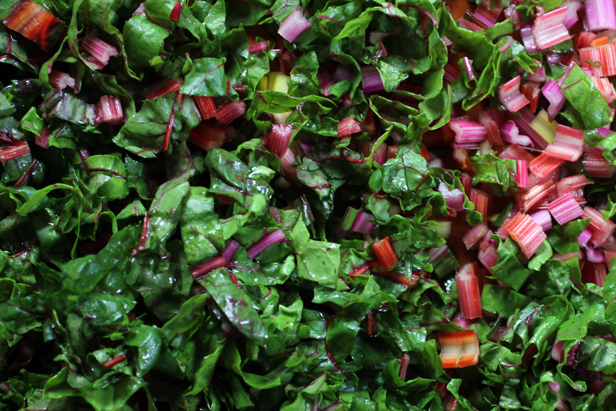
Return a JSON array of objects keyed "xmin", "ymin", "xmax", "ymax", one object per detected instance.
[{"xmin": 0, "ymin": 0, "xmax": 616, "ymax": 409}]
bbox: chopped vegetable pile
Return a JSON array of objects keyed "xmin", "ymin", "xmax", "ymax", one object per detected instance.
[{"xmin": 4, "ymin": 0, "xmax": 616, "ymax": 409}]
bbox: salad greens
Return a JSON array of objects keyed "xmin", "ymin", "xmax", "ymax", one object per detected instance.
[{"xmin": 1, "ymin": 0, "xmax": 616, "ymax": 409}]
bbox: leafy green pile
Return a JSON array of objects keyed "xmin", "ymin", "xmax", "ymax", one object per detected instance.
[{"xmin": 1, "ymin": 0, "xmax": 616, "ymax": 409}]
